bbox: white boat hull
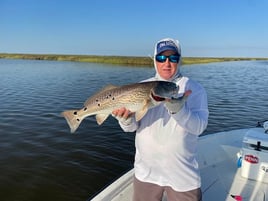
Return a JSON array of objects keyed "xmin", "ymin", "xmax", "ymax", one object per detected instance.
[{"xmin": 91, "ymin": 128, "xmax": 268, "ymax": 201}]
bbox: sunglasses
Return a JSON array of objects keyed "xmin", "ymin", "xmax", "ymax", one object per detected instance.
[{"xmin": 155, "ymin": 54, "xmax": 180, "ymax": 63}]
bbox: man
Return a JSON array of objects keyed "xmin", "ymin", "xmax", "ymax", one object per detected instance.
[{"xmin": 112, "ymin": 38, "xmax": 208, "ymax": 201}]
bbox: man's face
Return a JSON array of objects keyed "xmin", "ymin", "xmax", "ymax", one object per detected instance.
[{"xmin": 155, "ymin": 50, "xmax": 179, "ymax": 80}]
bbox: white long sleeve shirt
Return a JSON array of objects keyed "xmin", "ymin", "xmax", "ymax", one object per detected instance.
[{"xmin": 119, "ymin": 76, "xmax": 209, "ymax": 192}]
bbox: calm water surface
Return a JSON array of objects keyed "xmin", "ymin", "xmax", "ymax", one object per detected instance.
[{"xmin": 0, "ymin": 59, "xmax": 268, "ymax": 201}]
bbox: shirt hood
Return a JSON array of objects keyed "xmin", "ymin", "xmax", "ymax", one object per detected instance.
[{"xmin": 153, "ymin": 38, "xmax": 182, "ymax": 82}]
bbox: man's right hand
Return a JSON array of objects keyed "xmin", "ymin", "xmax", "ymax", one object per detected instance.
[{"xmin": 112, "ymin": 107, "xmax": 134, "ymax": 125}]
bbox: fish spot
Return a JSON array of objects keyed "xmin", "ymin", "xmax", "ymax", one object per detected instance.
[
  {"xmin": 74, "ymin": 111, "xmax": 78, "ymax": 115},
  {"xmin": 98, "ymin": 103, "xmax": 101, "ymax": 107},
  {"xmin": 77, "ymin": 118, "xmax": 80, "ymax": 122},
  {"xmin": 84, "ymin": 107, "xmax": 87, "ymax": 111},
  {"xmin": 112, "ymin": 97, "xmax": 115, "ymax": 100},
  {"xmin": 95, "ymin": 99, "xmax": 99, "ymax": 102}
]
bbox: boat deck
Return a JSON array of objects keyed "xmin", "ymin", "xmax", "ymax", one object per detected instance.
[{"xmin": 91, "ymin": 128, "xmax": 268, "ymax": 201}]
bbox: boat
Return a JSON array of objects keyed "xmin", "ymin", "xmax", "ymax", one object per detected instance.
[{"xmin": 90, "ymin": 121, "xmax": 268, "ymax": 201}]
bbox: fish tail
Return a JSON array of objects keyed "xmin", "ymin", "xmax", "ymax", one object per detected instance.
[{"xmin": 61, "ymin": 110, "xmax": 84, "ymax": 133}]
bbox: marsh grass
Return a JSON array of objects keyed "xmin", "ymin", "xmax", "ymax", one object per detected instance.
[{"xmin": 0, "ymin": 53, "xmax": 267, "ymax": 66}]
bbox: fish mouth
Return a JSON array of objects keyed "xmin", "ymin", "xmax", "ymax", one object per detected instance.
[{"xmin": 151, "ymin": 92, "xmax": 166, "ymax": 102}]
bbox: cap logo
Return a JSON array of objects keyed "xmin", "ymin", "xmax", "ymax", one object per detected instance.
[
  {"xmin": 157, "ymin": 40, "xmax": 178, "ymax": 55},
  {"xmin": 158, "ymin": 41, "xmax": 176, "ymax": 48}
]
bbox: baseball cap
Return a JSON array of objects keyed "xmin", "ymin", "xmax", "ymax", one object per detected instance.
[{"xmin": 156, "ymin": 39, "xmax": 179, "ymax": 55}]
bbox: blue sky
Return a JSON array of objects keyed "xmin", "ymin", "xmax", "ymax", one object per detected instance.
[{"xmin": 1, "ymin": 0, "xmax": 268, "ymax": 57}]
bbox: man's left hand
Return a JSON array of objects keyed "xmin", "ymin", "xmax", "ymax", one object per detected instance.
[{"xmin": 165, "ymin": 90, "xmax": 192, "ymax": 114}]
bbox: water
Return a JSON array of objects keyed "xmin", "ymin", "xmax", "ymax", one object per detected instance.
[{"xmin": 0, "ymin": 59, "xmax": 267, "ymax": 201}]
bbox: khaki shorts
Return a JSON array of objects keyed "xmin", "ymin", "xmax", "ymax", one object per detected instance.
[{"xmin": 133, "ymin": 177, "xmax": 202, "ymax": 201}]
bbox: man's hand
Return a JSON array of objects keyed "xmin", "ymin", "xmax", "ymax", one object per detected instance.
[
  {"xmin": 165, "ymin": 90, "xmax": 192, "ymax": 114},
  {"xmin": 112, "ymin": 107, "xmax": 134, "ymax": 125}
]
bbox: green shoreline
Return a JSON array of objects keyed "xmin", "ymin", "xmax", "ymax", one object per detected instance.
[{"xmin": 0, "ymin": 53, "xmax": 267, "ymax": 66}]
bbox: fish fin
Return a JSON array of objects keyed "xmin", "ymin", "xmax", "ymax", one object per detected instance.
[
  {"xmin": 135, "ymin": 100, "xmax": 150, "ymax": 121},
  {"xmin": 84, "ymin": 85, "xmax": 118, "ymax": 106},
  {"xmin": 61, "ymin": 110, "xmax": 84, "ymax": 133},
  {"xmin": 96, "ymin": 114, "xmax": 109, "ymax": 125},
  {"xmin": 101, "ymin": 84, "xmax": 118, "ymax": 91},
  {"xmin": 135, "ymin": 107, "xmax": 148, "ymax": 121}
]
